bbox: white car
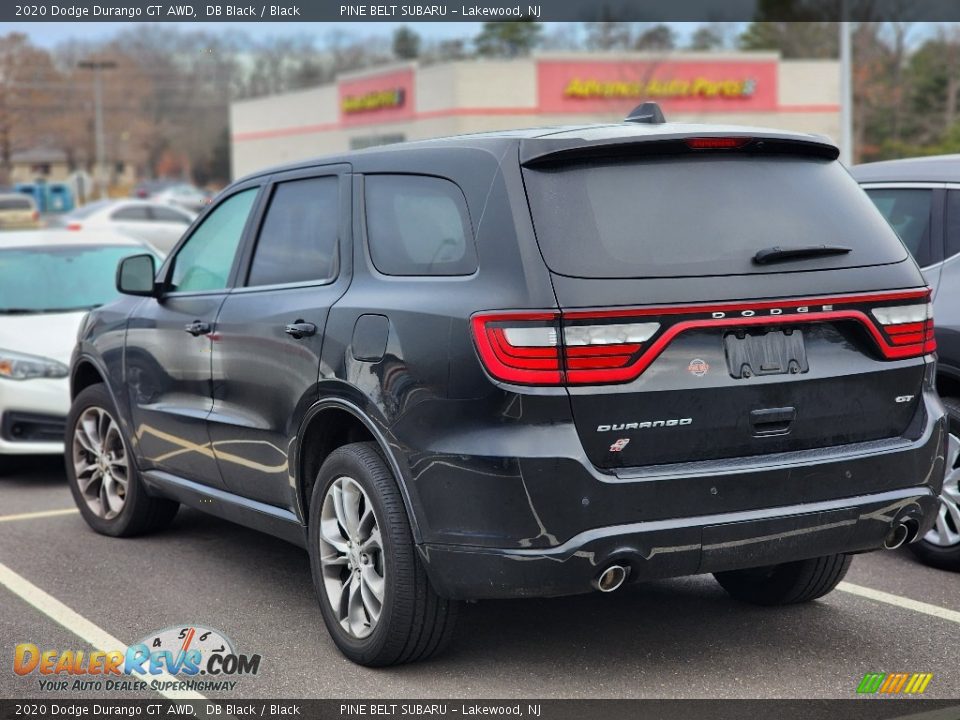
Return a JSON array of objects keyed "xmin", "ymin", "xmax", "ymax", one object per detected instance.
[
  {"xmin": 64, "ymin": 200, "xmax": 195, "ymax": 254},
  {"xmin": 0, "ymin": 231, "xmax": 160, "ymax": 455},
  {"xmin": 150, "ymin": 184, "xmax": 212, "ymax": 214}
]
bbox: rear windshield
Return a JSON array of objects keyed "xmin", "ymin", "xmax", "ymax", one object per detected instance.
[
  {"xmin": 0, "ymin": 196, "xmax": 33, "ymax": 211},
  {"xmin": 523, "ymin": 155, "xmax": 908, "ymax": 278}
]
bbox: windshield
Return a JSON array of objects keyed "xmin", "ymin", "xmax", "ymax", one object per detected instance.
[
  {"xmin": 523, "ymin": 155, "xmax": 909, "ymax": 278},
  {"xmin": 0, "ymin": 245, "xmax": 146, "ymax": 313}
]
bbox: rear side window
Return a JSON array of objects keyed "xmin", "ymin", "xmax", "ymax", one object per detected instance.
[
  {"xmin": 247, "ymin": 177, "xmax": 339, "ymax": 287},
  {"xmin": 864, "ymin": 188, "xmax": 934, "ymax": 267},
  {"xmin": 523, "ymin": 156, "xmax": 907, "ymax": 278},
  {"xmin": 112, "ymin": 206, "xmax": 151, "ymax": 221},
  {"xmin": 365, "ymin": 175, "xmax": 476, "ymax": 276},
  {"xmin": 151, "ymin": 206, "xmax": 192, "ymax": 224}
]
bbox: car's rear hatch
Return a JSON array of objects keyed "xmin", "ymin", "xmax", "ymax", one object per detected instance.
[{"xmin": 510, "ymin": 130, "xmax": 933, "ymax": 469}]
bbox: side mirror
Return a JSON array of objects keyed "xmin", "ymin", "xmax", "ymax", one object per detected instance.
[{"xmin": 116, "ymin": 254, "xmax": 158, "ymax": 297}]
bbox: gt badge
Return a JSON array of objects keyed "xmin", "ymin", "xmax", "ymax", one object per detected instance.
[{"xmin": 609, "ymin": 438, "xmax": 630, "ymax": 452}]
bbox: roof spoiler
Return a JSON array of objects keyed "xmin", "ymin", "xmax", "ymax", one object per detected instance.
[
  {"xmin": 520, "ymin": 132, "xmax": 840, "ymax": 167},
  {"xmin": 624, "ymin": 102, "xmax": 665, "ymax": 124}
]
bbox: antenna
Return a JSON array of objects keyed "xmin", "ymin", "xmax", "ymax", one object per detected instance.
[{"xmin": 625, "ymin": 102, "xmax": 666, "ymax": 124}]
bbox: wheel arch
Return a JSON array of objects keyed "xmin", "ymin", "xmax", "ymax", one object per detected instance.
[
  {"xmin": 295, "ymin": 397, "xmax": 422, "ymax": 543},
  {"xmin": 71, "ymin": 357, "xmax": 107, "ymax": 400}
]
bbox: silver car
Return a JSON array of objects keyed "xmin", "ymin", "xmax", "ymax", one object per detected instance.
[
  {"xmin": 62, "ymin": 199, "xmax": 195, "ymax": 254},
  {"xmin": 854, "ymin": 154, "xmax": 960, "ymax": 570}
]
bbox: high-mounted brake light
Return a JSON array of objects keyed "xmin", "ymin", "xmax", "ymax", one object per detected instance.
[
  {"xmin": 472, "ymin": 290, "xmax": 935, "ymax": 387},
  {"xmin": 685, "ymin": 137, "xmax": 751, "ymax": 150}
]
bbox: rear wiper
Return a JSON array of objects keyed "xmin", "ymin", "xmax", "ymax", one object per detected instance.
[{"xmin": 753, "ymin": 244, "xmax": 852, "ymax": 265}]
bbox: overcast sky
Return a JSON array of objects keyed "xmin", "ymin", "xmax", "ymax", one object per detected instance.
[
  {"xmin": 0, "ymin": 21, "xmax": 714, "ymax": 47},
  {"xmin": 2, "ymin": 21, "xmax": 486, "ymax": 45}
]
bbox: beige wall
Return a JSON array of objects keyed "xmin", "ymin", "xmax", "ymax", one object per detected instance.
[{"xmin": 231, "ymin": 53, "xmax": 841, "ymax": 178}]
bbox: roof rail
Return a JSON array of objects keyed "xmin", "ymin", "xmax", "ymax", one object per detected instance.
[{"xmin": 625, "ymin": 102, "xmax": 666, "ymax": 124}]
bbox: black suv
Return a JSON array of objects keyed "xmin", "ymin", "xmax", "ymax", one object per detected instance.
[{"xmin": 68, "ymin": 108, "xmax": 945, "ymax": 666}]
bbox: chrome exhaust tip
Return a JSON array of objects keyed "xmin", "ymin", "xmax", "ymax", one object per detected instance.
[
  {"xmin": 883, "ymin": 522, "xmax": 910, "ymax": 550},
  {"xmin": 592, "ymin": 564, "xmax": 628, "ymax": 593}
]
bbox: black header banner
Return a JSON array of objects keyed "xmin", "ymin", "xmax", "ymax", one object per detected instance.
[
  {"xmin": 3, "ymin": 699, "xmax": 960, "ymax": 720},
  {"xmin": 8, "ymin": 0, "xmax": 960, "ymax": 23}
]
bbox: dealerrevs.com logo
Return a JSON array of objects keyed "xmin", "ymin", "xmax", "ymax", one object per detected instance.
[{"xmin": 14, "ymin": 625, "xmax": 261, "ymax": 693}]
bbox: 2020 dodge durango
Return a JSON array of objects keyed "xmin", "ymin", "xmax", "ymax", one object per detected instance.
[{"xmin": 67, "ymin": 114, "xmax": 946, "ymax": 666}]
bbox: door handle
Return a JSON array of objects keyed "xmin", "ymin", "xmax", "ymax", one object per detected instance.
[
  {"xmin": 184, "ymin": 320, "xmax": 212, "ymax": 337},
  {"xmin": 284, "ymin": 321, "xmax": 317, "ymax": 340}
]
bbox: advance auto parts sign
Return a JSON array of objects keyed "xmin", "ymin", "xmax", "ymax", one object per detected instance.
[{"xmin": 538, "ymin": 59, "xmax": 779, "ymax": 113}]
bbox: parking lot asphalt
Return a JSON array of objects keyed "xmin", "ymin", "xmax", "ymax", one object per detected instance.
[{"xmin": 1, "ymin": 456, "xmax": 959, "ymax": 702}]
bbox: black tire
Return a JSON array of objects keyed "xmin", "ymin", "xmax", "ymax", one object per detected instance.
[
  {"xmin": 65, "ymin": 384, "xmax": 178, "ymax": 537},
  {"xmin": 308, "ymin": 442, "xmax": 458, "ymax": 666},
  {"xmin": 714, "ymin": 554, "xmax": 852, "ymax": 606},
  {"xmin": 908, "ymin": 395, "xmax": 960, "ymax": 571}
]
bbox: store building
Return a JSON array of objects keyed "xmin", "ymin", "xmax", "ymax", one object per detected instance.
[{"xmin": 230, "ymin": 52, "xmax": 840, "ymax": 178}]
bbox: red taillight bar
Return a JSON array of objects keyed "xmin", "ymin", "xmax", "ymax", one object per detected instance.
[{"xmin": 471, "ymin": 289, "xmax": 935, "ymax": 386}]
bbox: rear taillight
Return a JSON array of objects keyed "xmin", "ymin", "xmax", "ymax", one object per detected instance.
[
  {"xmin": 31, "ymin": 210, "xmax": 39, "ymax": 222},
  {"xmin": 472, "ymin": 312, "xmax": 660, "ymax": 385},
  {"xmin": 473, "ymin": 290, "xmax": 935, "ymax": 387},
  {"xmin": 872, "ymin": 302, "xmax": 936, "ymax": 355},
  {"xmin": 66, "ymin": 222, "xmax": 82, "ymax": 231}
]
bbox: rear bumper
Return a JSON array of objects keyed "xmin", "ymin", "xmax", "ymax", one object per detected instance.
[
  {"xmin": 422, "ymin": 486, "xmax": 939, "ymax": 599},
  {"xmin": 414, "ymin": 388, "xmax": 946, "ymax": 599}
]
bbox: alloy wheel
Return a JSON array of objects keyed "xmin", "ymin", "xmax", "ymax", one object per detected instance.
[
  {"xmin": 318, "ymin": 476, "xmax": 385, "ymax": 639},
  {"xmin": 924, "ymin": 433, "xmax": 960, "ymax": 547},
  {"xmin": 72, "ymin": 407, "xmax": 130, "ymax": 520}
]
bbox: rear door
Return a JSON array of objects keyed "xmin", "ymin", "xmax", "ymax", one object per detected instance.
[
  {"xmin": 519, "ymin": 145, "xmax": 931, "ymax": 469},
  {"xmin": 125, "ymin": 185, "xmax": 261, "ymax": 485},
  {"xmin": 209, "ymin": 165, "xmax": 351, "ymax": 508}
]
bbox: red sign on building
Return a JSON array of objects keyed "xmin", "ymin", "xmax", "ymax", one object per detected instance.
[
  {"xmin": 339, "ymin": 69, "xmax": 415, "ymax": 126},
  {"xmin": 537, "ymin": 60, "xmax": 779, "ymax": 114}
]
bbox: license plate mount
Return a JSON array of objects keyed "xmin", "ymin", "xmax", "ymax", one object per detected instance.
[{"xmin": 723, "ymin": 329, "xmax": 808, "ymax": 379}]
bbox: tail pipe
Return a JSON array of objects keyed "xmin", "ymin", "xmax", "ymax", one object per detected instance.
[
  {"xmin": 884, "ymin": 519, "xmax": 919, "ymax": 550},
  {"xmin": 592, "ymin": 564, "xmax": 629, "ymax": 593}
]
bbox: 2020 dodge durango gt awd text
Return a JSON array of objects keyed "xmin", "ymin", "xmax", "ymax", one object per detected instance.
[{"xmin": 67, "ymin": 115, "xmax": 946, "ymax": 666}]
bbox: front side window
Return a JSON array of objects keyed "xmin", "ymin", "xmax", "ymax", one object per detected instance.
[
  {"xmin": 169, "ymin": 188, "xmax": 257, "ymax": 292},
  {"xmin": 247, "ymin": 176, "xmax": 339, "ymax": 287},
  {"xmin": 365, "ymin": 175, "xmax": 476, "ymax": 276},
  {"xmin": 864, "ymin": 188, "xmax": 934, "ymax": 267}
]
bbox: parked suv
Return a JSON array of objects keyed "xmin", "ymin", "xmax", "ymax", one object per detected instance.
[
  {"xmin": 854, "ymin": 154, "xmax": 960, "ymax": 570},
  {"xmin": 68, "ymin": 108, "xmax": 945, "ymax": 666}
]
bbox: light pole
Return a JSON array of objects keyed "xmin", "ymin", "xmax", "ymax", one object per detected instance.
[
  {"xmin": 78, "ymin": 59, "xmax": 117, "ymax": 199},
  {"xmin": 839, "ymin": 4, "xmax": 853, "ymax": 166}
]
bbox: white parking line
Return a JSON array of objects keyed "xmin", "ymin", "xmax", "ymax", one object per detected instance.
[
  {"xmin": 0, "ymin": 508, "xmax": 79, "ymax": 523},
  {"xmin": 0, "ymin": 562, "xmax": 206, "ymax": 701},
  {"xmin": 838, "ymin": 581, "xmax": 960, "ymax": 625}
]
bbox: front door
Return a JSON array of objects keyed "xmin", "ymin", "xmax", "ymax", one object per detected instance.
[
  {"xmin": 125, "ymin": 186, "xmax": 261, "ymax": 485},
  {"xmin": 209, "ymin": 167, "xmax": 351, "ymax": 508}
]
